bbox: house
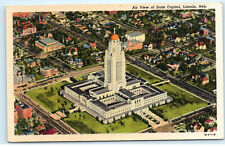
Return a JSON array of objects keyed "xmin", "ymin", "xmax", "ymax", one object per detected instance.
[
  {"xmin": 192, "ymin": 74, "xmax": 200, "ymax": 81},
  {"xmin": 95, "ymin": 56, "xmax": 102, "ymax": 63},
  {"xmin": 143, "ymin": 54, "xmax": 149, "ymax": 60},
  {"xmin": 124, "ymin": 40, "xmax": 143, "ymax": 51},
  {"xmin": 193, "ymin": 122, "xmax": 205, "ymax": 132},
  {"xmin": 24, "ymin": 58, "xmax": 40, "ymax": 67},
  {"xmin": 188, "ymin": 53, "xmax": 196, "ymax": 58},
  {"xmin": 199, "ymin": 58, "xmax": 209, "ymax": 65},
  {"xmin": 35, "ymin": 38, "xmax": 65, "ymax": 52},
  {"xmin": 167, "ymin": 63, "xmax": 180, "ymax": 71},
  {"xmin": 125, "ymin": 31, "xmax": 145, "ymax": 42},
  {"xmin": 15, "ymin": 102, "xmax": 32, "ymax": 119},
  {"xmin": 200, "ymin": 28, "xmax": 209, "ymax": 35},
  {"xmin": 67, "ymin": 58, "xmax": 74, "ymax": 65},
  {"xmin": 205, "ymin": 36, "xmax": 215, "ymax": 45},
  {"xmin": 36, "ymin": 124, "xmax": 46, "ymax": 132},
  {"xmin": 89, "ymin": 42, "xmax": 97, "ymax": 49},
  {"xmin": 175, "ymin": 37, "xmax": 181, "ymax": 43},
  {"xmin": 200, "ymin": 77, "xmax": 209, "ymax": 85},
  {"xmin": 17, "ymin": 21, "xmax": 36, "ymax": 36},
  {"xmin": 70, "ymin": 47, "xmax": 78, "ymax": 55},
  {"xmin": 143, "ymin": 42, "xmax": 153, "ymax": 50},
  {"xmin": 74, "ymin": 59, "xmax": 83, "ymax": 68},
  {"xmin": 83, "ymin": 43, "xmax": 90, "ymax": 49},
  {"xmin": 40, "ymin": 66, "xmax": 59, "ymax": 77}
]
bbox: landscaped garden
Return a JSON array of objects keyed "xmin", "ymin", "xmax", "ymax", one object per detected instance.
[
  {"xmin": 63, "ymin": 112, "xmax": 148, "ymax": 134},
  {"xmin": 126, "ymin": 64, "xmax": 161, "ymax": 84},
  {"xmin": 152, "ymin": 83, "xmax": 209, "ymax": 120},
  {"xmin": 25, "ymin": 81, "xmax": 73, "ymax": 113}
]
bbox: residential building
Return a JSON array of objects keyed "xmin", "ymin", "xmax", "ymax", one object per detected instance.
[
  {"xmin": 40, "ymin": 66, "xmax": 59, "ymax": 77},
  {"xmin": 200, "ymin": 28, "xmax": 209, "ymax": 35},
  {"xmin": 74, "ymin": 59, "xmax": 83, "ymax": 68}
]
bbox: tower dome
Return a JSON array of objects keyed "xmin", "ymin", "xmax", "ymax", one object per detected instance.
[{"xmin": 111, "ymin": 34, "xmax": 119, "ymax": 40}]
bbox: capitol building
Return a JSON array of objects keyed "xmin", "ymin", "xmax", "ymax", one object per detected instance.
[{"xmin": 61, "ymin": 33, "xmax": 172, "ymax": 124}]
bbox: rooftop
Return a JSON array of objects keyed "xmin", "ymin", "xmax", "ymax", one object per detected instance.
[{"xmin": 127, "ymin": 31, "xmax": 144, "ymax": 37}]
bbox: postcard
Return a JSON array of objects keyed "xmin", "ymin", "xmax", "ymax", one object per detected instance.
[{"xmin": 6, "ymin": 2, "xmax": 223, "ymax": 142}]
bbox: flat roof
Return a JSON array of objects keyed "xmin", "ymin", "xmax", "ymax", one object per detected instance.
[
  {"xmin": 92, "ymin": 86, "xmax": 109, "ymax": 95},
  {"xmin": 119, "ymin": 89, "xmax": 135, "ymax": 97},
  {"xmin": 127, "ymin": 31, "xmax": 144, "ymax": 37}
]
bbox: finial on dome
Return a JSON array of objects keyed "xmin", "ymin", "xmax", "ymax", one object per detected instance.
[{"xmin": 114, "ymin": 28, "xmax": 116, "ymax": 34}]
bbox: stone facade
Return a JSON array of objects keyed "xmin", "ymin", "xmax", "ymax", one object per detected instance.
[{"xmin": 61, "ymin": 34, "xmax": 172, "ymax": 124}]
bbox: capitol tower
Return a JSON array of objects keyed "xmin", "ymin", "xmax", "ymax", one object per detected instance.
[{"xmin": 104, "ymin": 33, "xmax": 126, "ymax": 92}]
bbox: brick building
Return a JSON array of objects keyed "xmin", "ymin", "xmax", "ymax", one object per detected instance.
[
  {"xmin": 15, "ymin": 102, "xmax": 32, "ymax": 119},
  {"xmin": 124, "ymin": 40, "xmax": 143, "ymax": 51},
  {"xmin": 13, "ymin": 12, "xmax": 33, "ymax": 18},
  {"xmin": 40, "ymin": 66, "xmax": 59, "ymax": 77},
  {"xmin": 35, "ymin": 38, "xmax": 65, "ymax": 52},
  {"xmin": 18, "ymin": 21, "xmax": 36, "ymax": 36}
]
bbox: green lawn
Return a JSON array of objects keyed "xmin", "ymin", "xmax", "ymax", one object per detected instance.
[
  {"xmin": 63, "ymin": 112, "xmax": 148, "ymax": 134},
  {"xmin": 34, "ymin": 73, "xmax": 46, "ymax": 81},
  {"xmin": 26, "ymin": 81, "xmax": 73, "ymax": 113},
  {"xmin": 126, "ymin": 64, "xmax": 161, "ymax": 84},
  {"xmin": 152, "ymin": 83, "xmax": 209, "ymax": 120},
  {"xmin": 73, "ymin": 74, "xmax": 88, "ymax": 81}
]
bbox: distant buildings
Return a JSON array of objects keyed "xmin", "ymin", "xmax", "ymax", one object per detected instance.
[
  {"xmin": 15, "ymin": 102, "xmax": 32, "ymax": 119},
  {"xmin": 167, "ymin": 63, "xmax": 180, "ymax": 71},
  {"xmin": 125, "ymin": 31, "xmax": 145, "ymax": 42},
  {"xmin": 123, "ymin": 40, "xmax": 143, "ymax": 51},
  {"xmin": 35, "ymin": 38, "xmax": 65, "ymax": 52},
  {"xmin": 14, "ymin": 65, "xmax": 33, "ymax": 87},
  {"xmin": 40, "ymin": 66, "xmax": 59, "ymax": 77},
  {"xmin": 17, "ymin": 21, "xmax": 36, "ymax": 36},
  {"xmin": 200, "ymin": 73, "xmax": 210, "ymax": 85},
  {"xmin": 105, "ymin": 11, "xmax": 118, "ymax": 15},
  {"xmin": 200, "ymin": 28, "xmax": 209, "ymax": 36},
  {"xmin": 13, "ymin": 12, "xmax": 33, "ymax": 18},
  {"xmin": 74, "ymin": 59, "xmax": 83, "ymax": 68},
  {"xmin": 193, "ymin": 122, "xmax": 205, "ymax": 132}
]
